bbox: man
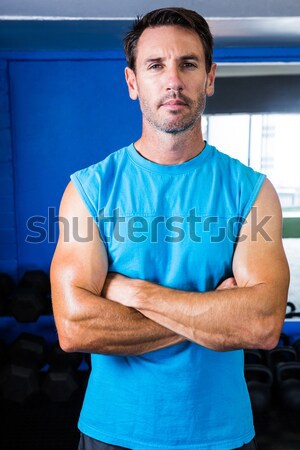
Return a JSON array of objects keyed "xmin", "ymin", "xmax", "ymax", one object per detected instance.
[{"xmin": 50, "ymin": 7, "xmax": 290, "ymax": 450}]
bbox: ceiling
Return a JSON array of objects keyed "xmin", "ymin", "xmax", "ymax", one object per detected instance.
[
  {"xmin": 0, "ymin": 0, "xmax": 300, "ymax": 19},
  {"xmin": 1, "ymin": 0, "xmax": 300, "ymax": 76}
]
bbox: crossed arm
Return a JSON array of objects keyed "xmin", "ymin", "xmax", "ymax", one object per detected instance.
[
  {"xmin": 50, "ymin": 178, "xmax": 289, "ymax": 355},
  {"xmin": 50, "ymin": 181, "xmax": 185, "ymax": 355}
]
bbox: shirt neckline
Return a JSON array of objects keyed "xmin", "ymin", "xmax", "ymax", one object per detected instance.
[{"xmin": 126, "ymin": 141, "xmax": 211, "ymax": 175}]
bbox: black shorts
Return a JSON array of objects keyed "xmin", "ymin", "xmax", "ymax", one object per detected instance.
[{"xmin": 78, "ymin": 432, "xmax": 258, "ymax": 450}]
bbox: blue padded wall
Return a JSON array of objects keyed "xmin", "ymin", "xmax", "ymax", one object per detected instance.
[
  {"xmin": 0, "ymin": 59, "xmax": 18, "ymax": 277},
  {"xmin": 3, "ymin": 56, "xmax": 141, "ymax": 280}
]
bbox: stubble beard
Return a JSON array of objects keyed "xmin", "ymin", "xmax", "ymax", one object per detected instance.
[{"xmin": 139, "ymin": 92, "xmax": 207, "ymax": 135}]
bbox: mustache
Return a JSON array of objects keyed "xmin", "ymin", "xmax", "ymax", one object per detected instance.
[{"xmin": 159, "ymin": 92, "xmax": 192, "ymax": 106}]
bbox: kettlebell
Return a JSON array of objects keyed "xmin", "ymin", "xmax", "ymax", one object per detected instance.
[
  {"xmin": 275, "ymin": 362, "xmax": 300, "ymax": 412},
  {"xmin": 244, "ymin": 364, "xmax": 273, "ymax": 414}
]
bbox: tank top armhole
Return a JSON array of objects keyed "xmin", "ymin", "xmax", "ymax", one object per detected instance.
[
  {"xmin": 240, "ymin": 173, "xmax": 267, "ymax": 225},
  {"xmin": 70, "ymin": 173, "xmax": 98, "ymax": 220},
  {"xmin": 70, "ymin": 172, "xmax": 107, "ymax": 247}
]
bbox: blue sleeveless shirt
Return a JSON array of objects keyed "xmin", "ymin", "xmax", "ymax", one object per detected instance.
[{"xmin": 71, "ymin": 142, "xmax": 266, "ymax": 450}]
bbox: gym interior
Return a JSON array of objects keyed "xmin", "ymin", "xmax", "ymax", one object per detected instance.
[{"xmin": 0, "ymin": 1, "xmax": 300, "ymax": 449}]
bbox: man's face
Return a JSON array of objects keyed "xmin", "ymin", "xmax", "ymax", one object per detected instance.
[{"xmin": 125, "ymin": 25, "xmax": 216, "ymax": 134}]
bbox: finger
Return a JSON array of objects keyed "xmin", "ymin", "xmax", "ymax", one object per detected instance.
[{"xmin": 217, "ymin": 277, "xmax": 237, "ymax": 290}]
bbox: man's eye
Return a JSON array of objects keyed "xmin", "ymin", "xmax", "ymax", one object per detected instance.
[
  {"xmin": 149, "ymin": 64, "xmax": 162, "ymax": 70},
  {"xmin": 182, "ymin": 62, "xmax": 197, "ymax": 68}
]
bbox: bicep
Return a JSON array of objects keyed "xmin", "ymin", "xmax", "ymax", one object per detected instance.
[
  {"xmin": 233, "ymin": 178, "xmax": 290, "ymax": 291},
  {"xmin": 50, "ymin": 181, "xmax": 108, "ymax": 309}
]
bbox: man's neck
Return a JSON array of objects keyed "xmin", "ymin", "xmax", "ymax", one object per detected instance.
[{"xmin": 134, "ymin": 122, "xmax": 206, "ymax": 166}]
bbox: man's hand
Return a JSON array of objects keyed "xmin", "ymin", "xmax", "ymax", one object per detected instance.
[
  {"xmin": 102, "ymin": 272, "xmax": 238, "ymax": 307},
  {"xmin": 102, "ymin": 272, "xmax": 144, "ymax": 308},
  {"xmin": 217, "ymin": 277, "xmax": 237, "ymax": 290}
]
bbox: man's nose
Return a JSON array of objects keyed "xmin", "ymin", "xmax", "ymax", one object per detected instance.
[{"xmin": 166, "ymin": 66, "xmax": 184, "ymax": 91}]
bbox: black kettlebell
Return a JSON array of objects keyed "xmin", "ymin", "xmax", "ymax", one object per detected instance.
[
  {"xmin": 266, "ymin": 346, "xmax": 297, "ymax": 376},
  {"xmin": 244, "ymin": 364, "xmax": 273, "ymax": 414},
  {"xmin": 276, "ymin": 362, "xmax": 300, "ymax": 412},
  {"xmin": 244, "ymin": 349, "xmax": 266, "ymax": 365}
]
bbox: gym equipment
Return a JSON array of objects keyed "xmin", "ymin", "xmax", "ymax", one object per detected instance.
[
  {"xmin": 292, "ymin": 338, "xmax": 300, "ymax": 360},
  {"xmin": 19, "ymin": 269, "xmax": 51, "ymax": 297},
  {"xmin": 48, "ymin": 340, "xmax": 83, "ymax": 370},
  {"xmin": 8, "ymin": 269, "xmax": 52, "ymax": 322},
  {"xmin": 9, "ymin": 332, "xmax": 47, "ymax": 369},
  {"xmin": 278, "ymin": 332, "xmax": 291, "ymax": 347},
  {"xmin": 0, "ymin": 272, "xmax": 15, "ymax": 315},
  {"xmin": 244, "ymin": 364, "xmax": 273, "ymax": 414},
  {"xmin": 41, "ymin": 340, "xmax": 83, "ymax": 403},
  {"xmin": 244, "ymin": 349, "xmax": 266, "ymax": 365},
  {"xmin": 266, "ymin": 346, "xmax": 298, "ymax": 375},
  {"xmin": 275, "ymin": 362, "xmax": 300, "ymax": 411},
  {"xmin": 0, "ymin": 333, "xmax": 47, "ymax": 404},
  {"xmin": 42, "ymin": 367, "xmax": 80, "ymax": 402},
  {"xmin": 285, "ymin": 302, "xmax": 300, "ymax": 319},
  {"xmin": 0, "ymin": 334, "xmax": 86, "ymax": 404},
  {"xmin": 0, "ymin": 363, "xmax": 40, "ymax": 404},
  {"xmin": 9, "ymin": 286, "xmax": 47, "ymax": 322}
]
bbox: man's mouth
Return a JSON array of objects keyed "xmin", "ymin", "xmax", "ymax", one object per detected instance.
[{"xmin": 161, "ymin": 99, "xmax": 188, "ymax": 108}]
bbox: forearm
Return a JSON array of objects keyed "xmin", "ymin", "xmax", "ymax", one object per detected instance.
[
  {"xmin": 122, "ymin": 280, "xmax": 287, "ymax": 351},
  {"xmin": 53, "ymin": 285, "xmax": 184, "ymax": 356},
  {"xmin": 100, "ymin": 178, "xmax": 289, "ymax": 352}
]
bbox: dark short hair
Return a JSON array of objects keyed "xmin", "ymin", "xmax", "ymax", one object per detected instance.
[{"xmin": 123, "ymin": 7, "xmax": 214, "ymax": 73}]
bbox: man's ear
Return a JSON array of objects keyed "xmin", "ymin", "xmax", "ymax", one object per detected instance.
[
  {"xmin": 125, "ymin": 67, "xmax": 139, "ymax": 100},
  {"xmin": 206, "ymin": 63, "xmax": 217, "ymax": 97}
]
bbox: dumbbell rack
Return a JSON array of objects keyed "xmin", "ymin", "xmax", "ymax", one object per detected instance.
[
  {"xmin": 244, "ymin": 324, "xmax": 300, "ymax": 450},
  {"xmin": 0, "ymin": 270, "xmax": 91, "ymax": 450}
]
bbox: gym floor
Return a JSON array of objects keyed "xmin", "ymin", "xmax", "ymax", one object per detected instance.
[{"xmin": 0, "ymin": 394, "xmax": 299, "ymax": 450}]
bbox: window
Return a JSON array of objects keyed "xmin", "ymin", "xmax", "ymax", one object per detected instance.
[
  {"xmin": 203, "ymin": 113, "xmax": 300, "ymax": 211},
  {"xmin": 203, "ymin": 113, "xmax": 300, "ymax": 314}
]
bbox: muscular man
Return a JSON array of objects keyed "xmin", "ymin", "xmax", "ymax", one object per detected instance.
[{"xmin": 50, "ymin": 7, "xmax": 289, "ymax": 450}]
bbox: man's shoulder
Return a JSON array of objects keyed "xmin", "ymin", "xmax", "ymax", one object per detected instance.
[
  {"xmin": 68, "ymin": 144, "xmax": 132, "ymax": 219},
  {"xmin": 212, "ymin": 146, "xmax": 245, "ymax": 168},
  {"xmin": 74, "ymin": 144, "xmax": 130, "ymax": 176},
  {"xmin": 211, "ymin": 145, "xmax": 263, "ymax": 177}
]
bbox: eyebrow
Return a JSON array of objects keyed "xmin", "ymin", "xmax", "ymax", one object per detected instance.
[{"xmin": 144, "ymin": 54, "xmax": 201, "ymax": 65}]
